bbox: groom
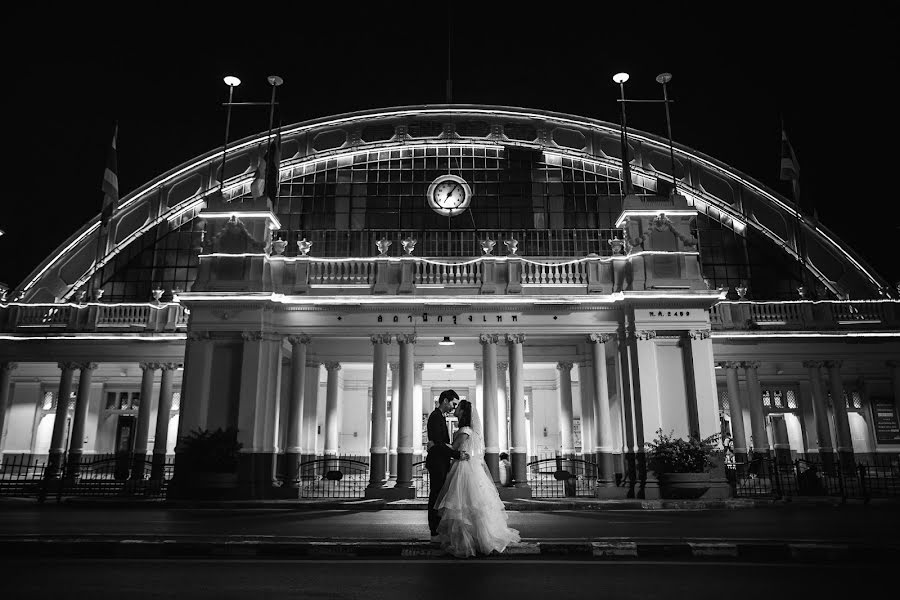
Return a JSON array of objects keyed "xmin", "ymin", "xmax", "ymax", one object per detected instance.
[{"xmin": 426, "ymin": 389, "xmax": 469, "ymax": 538}]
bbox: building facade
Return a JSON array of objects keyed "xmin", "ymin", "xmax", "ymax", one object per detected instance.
[{"xmin": 1, "ymin": 106, "xmax": 898, "ymax": 500}]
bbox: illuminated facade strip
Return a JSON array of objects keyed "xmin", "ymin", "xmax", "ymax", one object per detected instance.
[
  {"xmin": 711, "ymin": 331, "xmax": 900, "ymax": 339},
  {"xmin": 0, "ymin": 334, "xmax": 187, "ymax": 341}
]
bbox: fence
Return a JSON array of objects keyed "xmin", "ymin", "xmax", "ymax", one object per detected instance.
[
  {"xmin": 0, "ymin": 453, "xmax": 175, "ymax": 502},
  {"xmin": 730, "ymin": 454, "xmax": 900, "ymax": 501},
  {"xmin": 526, "ymin": 454, "xmax": 599, "ymax": 498},
  {"xmin": 291, "ymin": 457, "xmax": 371, "ymax": 498}
]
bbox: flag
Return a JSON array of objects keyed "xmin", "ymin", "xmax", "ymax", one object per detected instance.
[
  {"xmin": 780, "ymin": 127, "xmax": 800, "ymax": 206},
  {"xmin": 100, "ymin": 124, "xmax": 119, "ymax": 228},
  {"xmin": 251, "ymin": 130, "xmax": 281, "ymax": 204}
]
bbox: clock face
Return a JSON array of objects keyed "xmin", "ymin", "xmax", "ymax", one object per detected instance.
[{"xmin": 426, "ymin": 175, "xmax": 472, "ymax": 216}]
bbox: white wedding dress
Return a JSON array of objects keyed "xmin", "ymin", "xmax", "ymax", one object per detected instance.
[{"xmin": 435, "ymin": 424, "xmax": 521, "ymax": 557}]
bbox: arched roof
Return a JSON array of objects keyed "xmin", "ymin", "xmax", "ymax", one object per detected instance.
[{"xmin": 14, "ymin": 105, "xmax": 891, "ymax": 302}]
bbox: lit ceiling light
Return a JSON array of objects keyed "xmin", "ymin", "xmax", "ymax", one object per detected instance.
[
  {"xmin": 223, "ymin": 75, "xmax": 241, "ymax": 87},
  {"xmin": 444, "ymin": 364, "xmax": 454, "ymax": 372},
  {"xmin": 438, "ymin": 336, "xmax": 455, "ymax": 346}
]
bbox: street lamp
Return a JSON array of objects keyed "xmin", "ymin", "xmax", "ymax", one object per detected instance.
[
  {"xmin": 612, "ymin": 72, "xmax": 633, "ymax": 196},
  {"xmin": 655, "ymin": 72, "xmax": 678, "ymax": 194},
  {"xmin": 219, "ymin": 75, "xmax": 241, "ymax": 191}
]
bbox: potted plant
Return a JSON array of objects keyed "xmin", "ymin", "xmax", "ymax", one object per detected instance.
[
  {"xmin": 645, "ymin": 428, "xmax": 721, "ymax": 499},
  {"xmin": 179, "ymin": 427, "xmax": 242, "ymax": 491}
]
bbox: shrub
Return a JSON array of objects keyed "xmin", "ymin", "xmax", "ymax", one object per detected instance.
[
  {"xmin": 645, "ymin": 428, "xmax": 721, "ymax": 475},
  {"xmin": 180, "ymin": 427, "xmax": 242, "ymax": 473}
]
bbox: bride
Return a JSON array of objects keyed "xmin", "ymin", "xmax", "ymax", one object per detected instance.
[{"xmin": 433, "ymin": 399, "xmax": 521, "ymax": 557}]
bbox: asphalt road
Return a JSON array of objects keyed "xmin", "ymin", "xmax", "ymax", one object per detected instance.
[
  {"xmin": 1, "ymin": 559, "xmax": 882, "ymax": 599},
  {"xmin": 1, "ymin": 503, "xmax": 897, "ymax": 544}
]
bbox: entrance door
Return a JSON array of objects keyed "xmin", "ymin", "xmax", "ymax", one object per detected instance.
[{"xmin": 114, "ymin": 415, "xmax": 136, "ymax": 480}]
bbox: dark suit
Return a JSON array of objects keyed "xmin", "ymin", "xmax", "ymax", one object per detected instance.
[{"xmin": 426, "ymin": 408, "xmax": 461, "ymax": 535}]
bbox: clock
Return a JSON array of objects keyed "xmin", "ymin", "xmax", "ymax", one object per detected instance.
[{"xmin": 426, "ymin": 174, "xmax": 472, "ymax": 216}]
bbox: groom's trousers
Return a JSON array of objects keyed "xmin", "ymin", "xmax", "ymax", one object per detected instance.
[{"xmin": 427, "ymin": 459, "xmax": 451, "ymax": 535}]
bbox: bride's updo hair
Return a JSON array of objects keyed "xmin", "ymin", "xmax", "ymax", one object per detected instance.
[{"xmin": 457, "ymin": 399, "xmax": 472, "ymax": 428}]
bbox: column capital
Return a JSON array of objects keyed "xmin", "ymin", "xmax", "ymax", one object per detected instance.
[
  {"xmin": 242, "ymin": 331, "xmax": 264, "ymax": 342},
  {"xmin": 57, "ymin": 361, "xmax": 79, "ymax": 371},
  {"xmin": 139, "ymin": 362, "xmax": 161, "ymax": 372},
  {"xmin": 1, "ymin": 362, "xmax": 19, "ymax": 372},
  {"xmin": 716, "ymin": 361, "xmax": 742, "ymax": 370},
  {"xmin": 323, "ymin": 361, "xmax": 341, "ymax": 372},
  {"xmin": 688, "ymin": 329, "xmax": 711, "ymax": 341},
  {"xmin": 389, "ymin": 361, "xmax": 399, "ymax": 372},
  {"xmin": 73, "ymin": 362, "xmax": 98, "ymax": 371},
  {"xmin": 556, "ymin": 361, "xmax": 574, "ymax": 372},
  {"xmin": 506, "ymin": 333, "xmax": 526, "ymax": 344},
  {"xmin": 479, "ymin": 333, "xmax": 500, "ymax": 345},
  {"xmin": 803, "ymin": 360, "xmax": 825, "ymax": 369},
  {"xmin": 306, "ymin": 359, "xmax": 321, "ymax": 369},
  {"xmin": 414, "ymin": 362, "xmax": 425, "ymax": 372},
  {"xmin": 742, "ymin": 361, "xmax": 762, "ymax": 370},
  {"xmin": 497, "ymin": 361, "xmax": 509, "ymax": 372},
  {"xmin": 188, "ymin": 331, "xmax": 211, "ymax": 342},
  {"xmin": 823, "ymin": 360, "xmax": 844, "ymax": 370},
  {"xmin": 588, "ymin": 333, "xmax": 613, "ymax": 343},
  {"xmin": 287, "ymin": 334, "xmax": 312, "ymax": 346},
  {"xmin": 396, "ymin": 333, "xmax": 417, "ymax": 344},
  {"xmin": 473, "ymin": 361, "xmax": 482, "ymax": 372},
  {"xmin": 634, "ymin": 330, "xmax": 656, "ymax": 341},
  {"xmin": 160, "ymin": 362, "xmax": 181, "ymax": 371},
  {"xmin": 370, "ymin": 333, "xmax": 393, "ymax": 345}
]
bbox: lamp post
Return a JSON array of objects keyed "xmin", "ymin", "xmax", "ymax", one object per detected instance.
[
  {"xmin": 612, "ymin": 73, "xmax": 634, "ymax": 197},
  {"xmin": 219, "ymin": 75, "xmax": 241, "ymax": 192}
]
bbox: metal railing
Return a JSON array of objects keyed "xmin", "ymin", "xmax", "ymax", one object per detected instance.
[
  {"xmin": 526, "ymin": 454, "xmax": 599, "ymax": 498},
  {"xmin": 291, "ymin": 456, "xmax": 370, "ymax": 498},
  {"xmin": 729, "ymin": 454, "xmax": 900, "ymax": 501}
]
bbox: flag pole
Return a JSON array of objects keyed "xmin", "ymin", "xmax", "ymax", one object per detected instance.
[
  {"xmin": 220, "ymin": 76, "xmax": 241, "ymax": 194},
  {"xmin": 655, "ymin": 72, "xmax": 677, "ymax": 195},
  {"xmin": 89, "ymin": 122, "xmax": 119, "ymax": 303}
]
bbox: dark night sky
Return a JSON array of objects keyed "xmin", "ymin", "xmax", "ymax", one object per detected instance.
[{"xmin": 5, "ymin": 8, "xmax": 898, "ymax": 292}]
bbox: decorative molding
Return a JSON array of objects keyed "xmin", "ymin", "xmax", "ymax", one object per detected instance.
[
  {"xmin": 370, "ymin": 333, "xmax": 393, "ymax": 345},
  {"xmin": 139, "ymin": 362, "xmax": 161, "ymax": 372},
  {"xmin": 824, "ymin": 360, "xmax": 844, "ymax": 370},
  {"xmin": 415, "ymin": 362, "xmax": 425, "ymax": 371},
  {"xmin": 57, "ymin": 362, "xmax": 80, "ymax": 371},
  {"xmin": 323, "ymin": 361, "xmax": 342, "ymax": 372},
  {"xmin": 306, "ymin": 359, "xmax": 321, "ymax": 369},
  {"xmin": 160, "ymin": 362, "xmax": 181, "ymax": 371},
  {"xmin": 497, "ymin": 361, "xmax": 509, "ymax": 372},
  {"xmin": 742, "ymin": 361, "xmax": 762, "ymax": 370},
  {"xmin": 506, "ymin": 333, "xmax": 526, "ymax": 344},
  {"xmin": 635, "ymin": 330, "xmax": 656, "ymax": 341},
  {"xmin": 73, "ymin": 362, "xmax": 98, "ymax": 371},
  {"xmin": 588, "ymin": 333, "xmax": 612, "ymax": 344},
  {"xmin": 479, "ymin": 333, "xmax": 500, "ymax": 345},
  {"xmin": 396, "ymin": 333, "xmax": 417, "ymax": 344},
  {"xmin": 556, "ymin": 361, "xmax": 574, "ymax": 371},
  {"xmin": 242, "ymin": 331, "xmax": 264, "ymax": 342},
  {"xmin": 389, "ymin": 362, "xmax": 399, "ymax": 372},
  {"xmin": 188, "ymin": 331, "xmax": 211, "ymax": 342},
  {"xmin": 286, "ymin": 334, "xmax": 312, "ymax": 346},
  {"xmin": 1, "ymin": 362, "xmax": 19, "ymax": 372},
  {"xmin": 688, "ymin": 329, "xmax": 711, "ymax": 341}
]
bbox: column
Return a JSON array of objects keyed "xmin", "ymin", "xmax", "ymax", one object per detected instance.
[
  {"xmin": 0, "ymin": 363, "xmax": 18, "ymax": 456},
  {"xmin": 368, "ymin": 334, "xmax": 391, "ymax": 488},
  {"xmin": 720, "ymin": 361, "xmax": 748, "ymax": 466},
  {"xmin": 395, "ymin": 334, "xmax": 416, "ymax": 488},
  {"xmin": 616, "ymin": 329, "xmax": 637, "ymax": 496},
  {"xmin": 473, "ymin": 361, "xmax": 484, "ymax": 418},
  {"xmin": 480, "ymin": 334, "xmax": 500, "ymax": 482},
  {"xmin": 578, "ymin": 361, "xmax": 595, "ymax": 462},
  {"xmin": 284, "ymin": 335, "xmax": 310, "ymax": 487},
  {"xmin": 804, "ymin": 360, "xmax": 835, "ymax": 471},
  {"xmin": 413, "ymin": 362, "xmax": 424, "ymax": 460},
  {"xmin": 388, "ymin": 362, "xmax": 399, "ymax": 480},
  {"xmin": 506, "ymin": 334, "xmax": 529, "ymax": 493},
  {"xmin": 301, "ymin": 359, "xmax": 320, "ymax": 463},
  {"xmin": 743, "ymin": 361, "xmax": 771, "ymax": 460},
  {"xmin": 66, "ymin": 362, "xmax": 97, "ymax": 479},
  {"xmin": 323, "ymin": 361, "xmax": 341, "ymax": 461},
  {"xmin": 770, "ymin": 414, "xmax": 792, "ymax": 464},
  {"xmin": 46, "ymin": 362, "xmax": 76, "ymax": 479},
  {"xmin": 589, "ymin": 334, "xmax": 615, "ymax": 483},
  {"xmin": 557, "ymin": 362, "xmax": 575, "ymax": 460},
  {"xmin": 688, "ymin": 330, "xmax": 720, "ymax": 442},
  {"xmin": 825, "ymin": 360, "xmax": 855, "ymax": 473},
  {"xmin": 151, "ymin": 364, "xmax": 177, "ymax": 481},
  {"xmin": 497, "ymin": 361, "xmax": 509, "ymax": 453},
  {"xmin": 131, "ymin": 362, "xmax": 159, "ymax": 479},
  {"xmin": 175, "ymin": 331, "xmax": 213, "ymax": 453}
]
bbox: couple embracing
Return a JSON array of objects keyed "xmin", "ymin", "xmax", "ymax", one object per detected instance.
[{"xmin": 426, "ymin": 389, "xmax": 520, "ymax": 558}]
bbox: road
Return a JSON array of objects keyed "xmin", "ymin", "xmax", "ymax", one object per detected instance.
[
  {"xmin": 1, "ymin": 503, "xmax": 897, "ymax": 545},
  {"xmin": 1, "ymin": 558, "xmax": 881, "ymax": 599}
]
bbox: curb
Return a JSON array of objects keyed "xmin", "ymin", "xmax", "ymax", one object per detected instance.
[{"xmin": 0, "ymin": 535, "xmax": 896, "ymax": 563}]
